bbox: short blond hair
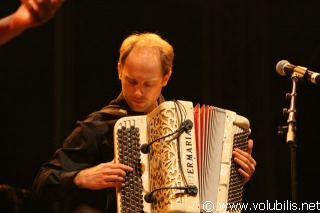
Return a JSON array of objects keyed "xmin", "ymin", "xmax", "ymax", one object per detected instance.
[{"xmin": 118, "ymin": 32, "xmax": 174, "ymax": 76}]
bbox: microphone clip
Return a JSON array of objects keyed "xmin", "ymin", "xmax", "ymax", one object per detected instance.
[
  {"xmin": 180, "ymin": 119, "xmax": 193, "ymax": 133},
  {"xmin": 140, "ymin": 119, "xmax": 194, "ymax": 154},
  {"xmin": 144, "ymin": 185, "xmax": 198, "ymax": 204}
]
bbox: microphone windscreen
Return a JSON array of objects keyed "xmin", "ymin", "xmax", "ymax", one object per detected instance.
[
  {"xmin": 276, "ymin": 60, "xmax": 290, "ymax": 76},
  {"xmin": 140, "ymin": 143, "xmax": 150, "ymax": 154},
  {"xmin": 144, "ymin": 192, "xmax": 156, "ymax": 203}
]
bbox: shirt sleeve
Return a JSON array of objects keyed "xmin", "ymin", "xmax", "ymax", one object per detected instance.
[{"xmin": 32, "ymin": 117, "xmax": 111, "ymax": 200}]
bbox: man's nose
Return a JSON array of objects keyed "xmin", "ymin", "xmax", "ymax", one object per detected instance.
[{"xmin": 133, "ymin": 85, "xmax": 143, "ymax": 96}]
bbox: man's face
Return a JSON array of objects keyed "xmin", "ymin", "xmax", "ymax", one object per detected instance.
[{"xmin": 118, "ymin": 47, "xmax": 171, "ymax": 114}]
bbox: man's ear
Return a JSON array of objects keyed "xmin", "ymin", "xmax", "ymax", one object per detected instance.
[
  {"xmin": 162, "ymin": 70, "xmax": 172, "ymax": 87},
  {"xmin": 117, "ymin": 63, "xmax": 122, "ymax": 79}
]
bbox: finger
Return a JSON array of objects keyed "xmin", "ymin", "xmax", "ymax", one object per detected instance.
[
  {"xmin": 107, "ymin": 162, "xmax": 133, "ymax": 172},
  {"xmin": 234, "ymin": 156, "xmax": 251, "ymax": 175},
  {"xmin": 234, "ymin": 157, "xmax": 253, "ymax": 184},
  {"xmin": 233, "ymin": 148, "xmax": 256, "ymax": 166},
  {"xmin": 103, "ymin": 174, "xmax": 126, "ymax": 183},
  {"xmin": 238, "ymin": 168, "xmax": 250, "ymax": 184},
  {"xmin": 37, "ymin": 0, "xmax": 64, "ymax": 16},
  {"xmin": 247, "ymin": 139, "xmax": 254, "ymax": 155},
  {"xmin": 35, "ymin": 0, "xmax": 54, "ymax": 20},
  {"xmin": 25, "ymin": 0, "xmax": 56, "ymax": 23},
  {"xmin": 22, "ymin": 1, "xmax": 43, "ymax": 23},
  {"xmin": 100, "ymin": 163, "xmax": 133, "ymax": 177},
  {"xmin": 103, "ymin": 168, "xmax": 128, "ymax": 177},
  {"xmin": 103, "ymin": 181, "xmax": 125, "ymax": 188},
  {"xmin": 234, "ymin": 154, "xmax": 256, "ymax": 181},
  {"xmin": 117, "ymin": 163, "xmax": 134, "ymax": 171},
  {"xmin": 234, "ymin": 152, "xmax": 256, "ymax": 174}
]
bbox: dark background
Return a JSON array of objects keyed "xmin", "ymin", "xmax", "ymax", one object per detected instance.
[{"xmin": 1, "ymin": 0, "xmax": 320, "ymax": 212}]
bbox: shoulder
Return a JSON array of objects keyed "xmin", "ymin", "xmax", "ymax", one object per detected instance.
[
  {"xmin": 82, "ymin": 104, "xmax": 128, "ymax": 125},
  {"xmin": 99, "ymin": 105, "xmax": 128, "ymax": 118}
]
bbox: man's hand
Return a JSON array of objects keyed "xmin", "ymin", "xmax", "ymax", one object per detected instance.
[
  {"xmin": 233, "ymin": 139, "xmax": 257, "ymax": 184},
  {"xmin": 0, "ymin": 0, "xmax": 64, "ymax": 45},
  {"xmin": 12, "ymin": 0, "xmax": 64, "ymax": 30},
  {"xmin": 74, "ymin": 161, "xmax": 133, "ymax": 190}
]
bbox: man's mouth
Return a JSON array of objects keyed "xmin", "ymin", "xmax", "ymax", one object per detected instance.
[{"xmin": 132, "ymin": 99, "xmax": 144, "ymax": 105}]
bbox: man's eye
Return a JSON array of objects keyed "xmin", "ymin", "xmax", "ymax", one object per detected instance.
[{"xmin": 128, "ymin": 80, "xmax": 137, "ymax": 85}]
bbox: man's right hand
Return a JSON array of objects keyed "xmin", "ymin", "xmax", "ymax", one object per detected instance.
[{"xmin": 74, "ymin": 161, "xmax": 133, "ymax": 190}]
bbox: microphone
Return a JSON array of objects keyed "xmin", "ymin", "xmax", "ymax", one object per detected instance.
[
  {"xmin": 276, "ymin": 60, "xmax": 320, "ymax": 85},
  {"xmin": 180, "ymin": 119, "xmax": 193, "ymax": 132},
  {"xmin": 144, "ymin": 185, "xmax": 198, "ymax": 203},
  {"xmin": 140, "ymin": 119, "xmax": 193, "ymax": 154}
]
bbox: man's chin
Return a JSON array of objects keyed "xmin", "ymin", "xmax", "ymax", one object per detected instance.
[{"xmin": 129, "ymin": 103, "xmax": 146, "ymax": 113}]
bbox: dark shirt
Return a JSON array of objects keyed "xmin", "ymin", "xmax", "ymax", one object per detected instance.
[{"xmin": 32, "ymin": 93, "xmax": 165, "ymax": 212}]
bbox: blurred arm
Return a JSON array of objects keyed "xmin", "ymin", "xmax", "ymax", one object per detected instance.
[{"xmin": 0, "ymin": 0, "xmax": 64, "ymax": 45}]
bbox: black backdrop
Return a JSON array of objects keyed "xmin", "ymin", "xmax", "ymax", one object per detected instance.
[{"xmin": 1, "ymin": 0, "xmax": 320, "ymax": 212}]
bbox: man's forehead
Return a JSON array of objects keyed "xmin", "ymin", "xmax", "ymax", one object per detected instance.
[
  {"xmin": 122, "ymin": 51, "xmax": 162, "ymax": 74},
  {"xmin": 124, "ymin": 73, "xmax": 160, "ymax": 83},
  {"xmin": 127, "ymin": 46, "xmax": 160, "ymax": 61}
]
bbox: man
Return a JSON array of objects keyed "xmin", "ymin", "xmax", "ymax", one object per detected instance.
[
  {"xmin": 32, "ymin": 32, "xmax": 256, "ymax": 212},
  {"xmin": 0, "ymin": 0, "xmax": 64, "ymax": 45}
]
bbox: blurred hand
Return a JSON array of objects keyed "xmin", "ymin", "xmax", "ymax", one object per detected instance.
[
  {"xmin": 12, "ymin": 0, "xmax": 64, "ymax": 30},
  {"xmin": 233, "ymin": 139, "xmax": 256, "ymax": 184}
]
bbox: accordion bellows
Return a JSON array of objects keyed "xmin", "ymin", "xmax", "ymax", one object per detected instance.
[{"xmin": 114, "ymin": 100, "xmax": 250, "ymax": 213}]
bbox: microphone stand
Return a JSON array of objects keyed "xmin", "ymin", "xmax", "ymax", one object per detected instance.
[{"xmin": 278, "ymin": 73, "xmax": 299, "ymax": 212}]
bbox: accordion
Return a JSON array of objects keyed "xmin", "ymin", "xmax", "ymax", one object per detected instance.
[{"xmin": 114, "ymin": 100, "xmax": 250, "ymax": 213}]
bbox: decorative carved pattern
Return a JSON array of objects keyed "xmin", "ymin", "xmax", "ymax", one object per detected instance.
[{"xmin": 148, "ymin": 107, "xmax": 183, "ymax": 212}]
